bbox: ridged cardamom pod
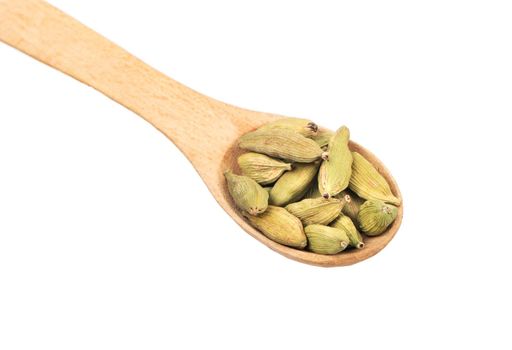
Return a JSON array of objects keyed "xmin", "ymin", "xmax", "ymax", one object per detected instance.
[
  {"xmin": 237, "ymin": 152, "xmax": 291, "ymax": 185},
  {"xmin": 243, "ymin": 206, "xmax": 307, "ymax": 248},
  {"xmin": 357, "ymin": 199, "xmax": 398, "ymax": 236},
  {"xmin": 304, "ymin": 224, "xmax": 350, "ymax": 255},
  {"xmin": 285, "ymin": 197, "xmax": 343, "ymax": 226},
  {"xmin": 318, "ymin": 126, "xmax": 353, "ymax": 198},
  {"xmin": 224, "ymin": 171, "xmax": 269, "ymax": 216},
  {"xmin": 330, "ymin": 214, "xmax": 364, "ymax": 249},
  {"xmin": 337, "ymin": 190, "xmax": 364, "ymax": 222},
  {"xmin": 269, "ymin": 162, "xmax": 320, "ymax": 206},
  {"xmin": 238, "ymin": 129, "xmax": 324, "ymax": 163},
  {"xmin": 310, "ymin": 128, "xmax": 334, "ymax": 149},
  {"xmin": 257, "ymin": 117, "xmax": 319, "ymax": 138},
  {"xmin": 263, "ymin": 186, "xmax": 272, "ymax": 194},
  {"xmin": 349, "ymin": 152, "xmax": 401, "ymax": 205}
]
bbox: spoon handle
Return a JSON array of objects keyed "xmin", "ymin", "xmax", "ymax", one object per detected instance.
[{"xmin": 0, "ymin": 0, "xmax": 238, "ymax": 160}]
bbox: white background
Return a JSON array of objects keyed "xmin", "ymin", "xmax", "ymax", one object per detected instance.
[{"xmin": 1, "ymin": 1, "xmax": 511, "ymax": 349}]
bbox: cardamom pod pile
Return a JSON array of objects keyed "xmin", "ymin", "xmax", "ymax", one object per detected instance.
[{"xmin": 225, "ymin": 118, "xmax": 401, "ymax": 255}]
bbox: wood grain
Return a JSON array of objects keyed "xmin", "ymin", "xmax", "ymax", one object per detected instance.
[{"xmin": 0, "ymin": 0, "xmax": 402, "ymax": 267}]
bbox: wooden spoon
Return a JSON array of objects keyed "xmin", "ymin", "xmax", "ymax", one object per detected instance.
[{"xmin": 0, "ymin": 0, "xmax": 402, "ymax": 267}]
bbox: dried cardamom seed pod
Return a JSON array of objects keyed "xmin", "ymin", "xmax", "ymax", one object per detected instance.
[
  {"xmin": 224, "ymin": 170, "xmax": 268, "ymax": 216},
  {"xmin": 285, "ymin": 197, "xmax": 343, "ymax": 226},
  {"xmin": 318, "ymin": 126, "xmax": 353, "ymax": 198},
  {"xmin": 237, "ymin": 152, "xmax": 291, "ymax": 185},
  {"xmin": 257, "ymin": 117, "xmax": 319, "ymax": 137},
  {"xmin": 243, "ymin": 206, "xmax": 307, "ymax": 248},
  {"xmin": 238, "ymin": 129, "xmax": 324, "ymax": 163},
  {"xmin": 304, "ymin": 224, "xmax": 350, "ymax": 255},
  {"xmin": 349, "ymin": 152, "xmax": 401, "ymax": 205},
  {"xmin": 330, "ymin": 214, "xmax": 364, "ymax": 249},
  {"xmin": 269, "ymin": 162, "xmax": 320, "ymax": 206},
  {"xmin": 310, "ymin": 128, "xmax": 334, "ymax": 148},
  {"xmin": 263, "ymin": 186, "xmax": 272, "ymax": 194},
  {"xmin": 337, "ymin": 190, "xmax": 364, "ymax": 222},
  {"xmin": 357, "ymin": 199, "xmax": 398, "ymax": 236}
]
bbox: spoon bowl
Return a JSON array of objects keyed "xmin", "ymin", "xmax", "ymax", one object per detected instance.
[
  {"xmin": 221, "ymin": 130, "xmax": 402, "ymax": 267},
  {"xmin": 0, "ymin": 0, "xmax": 402, "ymax": 267}
]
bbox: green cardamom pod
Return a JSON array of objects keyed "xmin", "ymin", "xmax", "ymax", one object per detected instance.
[
  {"xmin": 237, "ymin": 152, "xmax": 291, "ymax": 185},
  {"xmin": 349, "ymin": 152, "xmax": 401, "ymax": 205},
  {"xmin": 310, "ymin": 128, "xmax": 334, "ymax": 148},
  {"xmin": 238, "ymin": 129, "xmax": 324, "ymax": 163},
  {"xmin": 243, "ymin": 206, "xmax": 307, "ymax": 248},
  {"xmin": 224, "ymin": 170, "xmax": 268, "ymax": 216},
  {"xmin": 330, "ymin": 214, "xmax": 364, "ymax": 249},
  {"xmin": 257, "ymin": 117, "xmax": 319, "ymax": 137},
  {"xmin": 269, "ymin": 162, "xmax": 320, "ymax": 206},
  {"xmin": 337, "ymin": 190, "xmax": 364, "ymax": 222},
  {"xmin": 285, "ymin": 197, "xmax": 343, "ymax": 226},
  {"xmin": 263, "ymin": 186, "xmax": 272, "ymax": 194},
  {"xmin": 318, "ymin": 126, "xmax": 353, "ymax": 198},
  {"xmin": 357, "ymin": 199, "xmax": 398, "ymax": 236},
  {"xmin": 304, "ymin": 224, "xmax": 350, "ymax": 255}
]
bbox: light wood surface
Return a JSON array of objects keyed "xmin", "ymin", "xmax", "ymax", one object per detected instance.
[{"xmin": 0, "ymin": 0, "xmax": 403, "ymax": 267}]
